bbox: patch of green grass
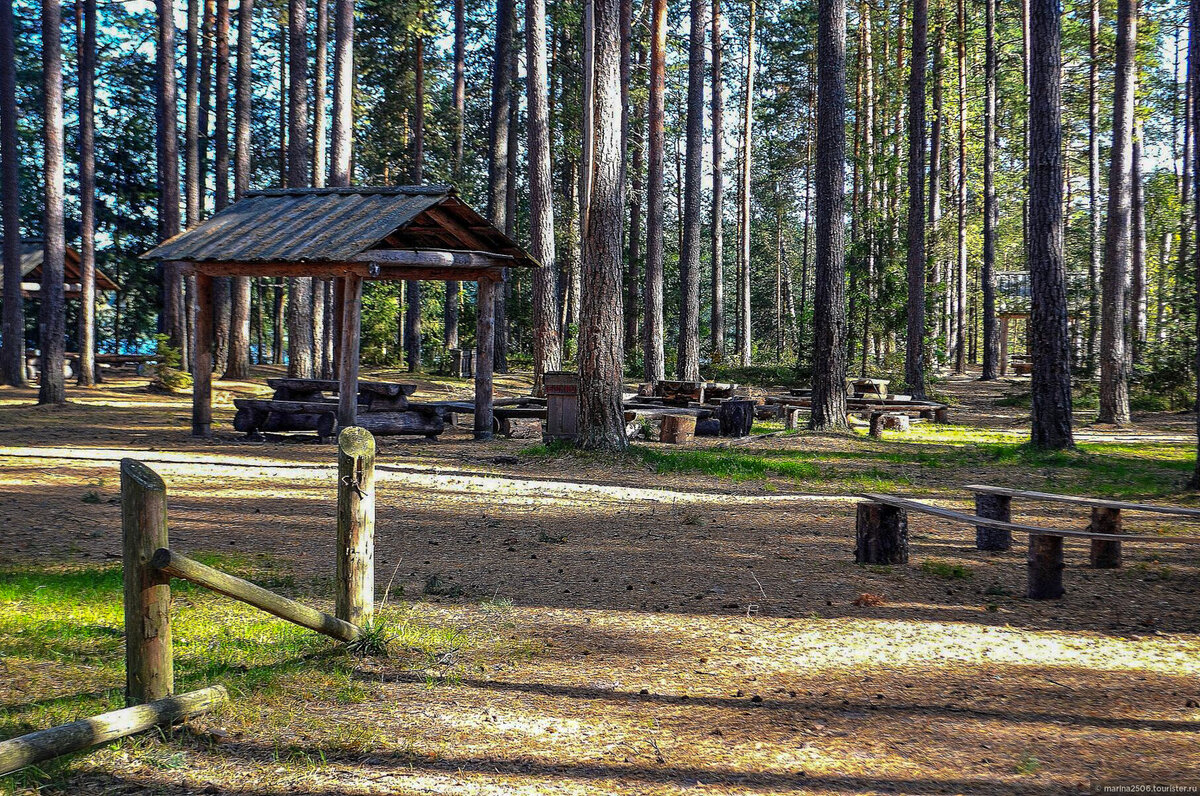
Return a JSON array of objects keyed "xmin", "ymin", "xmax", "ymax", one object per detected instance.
[
  {"xmin": 630, "ymin": 447, "xmax": 822, "ymax": 482},
  {"xmin": 920, "ymin": 560, "xmax": 974, "ymax": 580}
]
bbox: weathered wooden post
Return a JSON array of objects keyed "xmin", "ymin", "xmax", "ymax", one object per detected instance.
[
  {"xmin": 854, "ymin": 501, "xmax": 909, "ymax": 564},
  {"xmin": 122, "ymin": 459, "xmax": 173, "ymax": 705},
  {"xmin": 337, "ymin": 274, "xmax": 364, "ymax": 430},
  {"xmin": 975, "ymin": 492, "xmax": 1013, "ymax": 550},
  {"xmin": 337, "ymin": 427, "xmax": 375, "ymax": 627},
  {"xmin": 1027, "ymin": 533, "xmax": 1065, "ymax": 599},
  {"xmin": 783, "ymin": 407, "xmax": 801, "ymax": 431},
  {"xmin": 1088, "ymin": 507, "xmax": 1122, "ymax": 568}
]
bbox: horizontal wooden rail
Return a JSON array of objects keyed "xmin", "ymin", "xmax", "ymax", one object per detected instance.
[
  {"xmin": 0, "ymin": 686, "xmax": 228, "ymax": 776},
  {"xmin": 858, "ymin": 493, "xmax": 1200, "ymax": 544},
  {"xmin": 151, "ymin": 548, "xmax": 360, "ymax": 642},
  {"xmin": 963, "ymin": 484, "xmax": 1200, "ymax": 519}
]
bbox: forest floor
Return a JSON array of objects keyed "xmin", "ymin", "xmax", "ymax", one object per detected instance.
[{"xmin": 1, "ymin": 367, "xmax": 1198, "ymax": 795}]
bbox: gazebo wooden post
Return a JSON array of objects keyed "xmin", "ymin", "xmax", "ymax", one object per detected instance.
[
  {"xmin": 999, "ymin": 315, "xmax": 1010, "ymax": 376},
  {"xmin": 474, "ymin": 276, "xmax": 496, "ymax": 440},
  {"xmin": 332, "ymin": 277, "xmax": 345, "ymax": 375},
  {"xmin": 337, "ymin": 274, "xmax": 363, "ymax": 429},
  {"xmin": 192, "ymin": 270, "xmax": 213, "ymax": 437}
]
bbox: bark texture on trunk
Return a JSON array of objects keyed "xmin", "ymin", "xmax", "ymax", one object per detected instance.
[
  {"xmin": 157, "ymin": 0, "xmax": 184, "ymax": 353},
  {"xmin": 285, "ymin": 0, "xmax": 313, "ymax": 378},
  {"xmin": 578, "ymin": 0, "xmax": 627, "ymax": 450},
  {"xmin": 1087, "ymin": 0, "xmax": 1100, "ymax": 376},
  {"xmin": 710, "ymin": 0, "xmax": 725, "ymax": 360},
  {"xmin": 312, "ymin": 0, "xmax": 327, "ymax": 188},
  {"xmin": 527, "ymin": 0, "xmax": 562, "ymax": 395},
  {"xmin": 0, "ymin": 0, "xmax": 21, "ymax": 386},
  {"xmin": 1098, "ymin": 0, "xmax": 1135, "ymax": 426},
  {"xmin": 224, "ymin": 0, "xmax": 253, "ymax": 380},
  {"xmin": 904, "ymin": 0, "xmax": 927, "ymax": 398},
  {"xmin": 77, "ymin": 0, "xmax": 97, "ymax": 387},
  {"xmin": 329, "ymin": 0, "xmax": 353, "ymax": 186},
  {"xmin": 737, "ymin": 0, "xmax": 755, "ymax": 367},
  {"xmin": 643, "ymin": 0, "xmax": 667, "ymax": 383},
  {"xmin": 1130, "ymin": 122, "xmax": 1147, "ymax": 365},
  {"xmin": 39, "ymin": 0, "xmax": 66, "ymax": 405},
  {"xmin": 980, "ymin": 0, "xmax": 999, "ymax": 380},
  {"xmin": 1028, "ymin": 0, "xmax": 1074, "ymax": 450},
  {"xmin": 677, "ymin": 0, "xmax": 707, "ymax": 381},
  {"xmin": 810, "ymin": 0, "xmax": 848, "ymax": 432}
]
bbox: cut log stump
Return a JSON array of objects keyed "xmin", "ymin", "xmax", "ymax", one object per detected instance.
[
  {"xmin": 660, "ymin": 415, "xmax": 697, "ymax": 444},
  {"xmin": 718, "ymin": 399, "xmax": 755, "ymax": 437},
  {"xmin": 1088, "ymin": 507, "xmax": 1122, "ymax": 568},
  {"xmin": 1027, "ymin": 533, "xmax": 1065, "ymax": 599},
  {"xmin": 855, "ymin": 501, "xmax": 909, "ymax": 565},
  {"xmin": 975, "ymin": 493, "xmax": 1013, "ymax": 551}
]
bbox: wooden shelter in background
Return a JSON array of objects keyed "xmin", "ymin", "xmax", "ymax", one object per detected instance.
[
  {"xmin": 14, "ymin": 239, "xmax": 118, "ymax": 298},
  {"xmin": 143, "ymin": 186, "xmax": 538, "ymax": 440}
]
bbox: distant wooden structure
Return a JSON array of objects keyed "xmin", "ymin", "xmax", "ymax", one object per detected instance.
[
  {"xmin": 143, "ymin": 186, "xmax": 538, "ymax": 439},
  {"xmin": 15, "ymin": 239, "xmax": 118, "ymax": 298}
]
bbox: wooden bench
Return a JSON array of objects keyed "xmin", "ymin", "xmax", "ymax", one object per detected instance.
[
  {"xmin": 768, "ymin": 395, "xmax": 950, "ymax": 424},
  {"xmin": 855, "ymin": 492, "xmax": 1200, "ymax": 599},
  {"xmin": 234, "ymin": 378, "xmax": 442, "ymax": 440},
  {"xmin": 965, "ymin": 484, "xmax": 1200, "ymax": 565}
]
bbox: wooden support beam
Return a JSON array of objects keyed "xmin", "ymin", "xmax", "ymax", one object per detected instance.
[
  {"xmin": 474, "ymin": 278, "xmax": 496, "ymax": 440},
  {"xmin": 336, "ymin": 427, "xmax": 376, "ymax": 627},
  {"xmin": 974, "ymin": 492, "xmax": 1013, "ymax": 551},
  {"xmin": 338, "ymin": 274, "xmax": 363, "ymax": 429},
  {"xmin": 0, "ymin": 686, "xmax": 228, "ymax": 777},
  {"xmin": 192, "ymin": 272, "xmax": 213, "ymax": 438},
  {"xmin": 151, "ymin": 548, "xmax": 360, "ymax": 642},
  {"xmin": 121, "ymin": 459, "xmax": 173, "ymax": 705},
  {"xmin": 350, "ymin": 249, "xmax": 515, "ymax": 267}
]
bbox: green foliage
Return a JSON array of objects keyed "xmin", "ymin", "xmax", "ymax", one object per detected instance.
[{"xmin": 148, "ymin": 335, "xmax": 192, "ymax": 394}]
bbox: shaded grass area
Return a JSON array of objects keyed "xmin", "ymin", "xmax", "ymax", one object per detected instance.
[
  {"xmin": 0, "ymin": 559, "xmax": 521, "ymax": 794},
  {"xmin": 523, "ymin": 430, "xmax": 1196, "ymax": 499}
]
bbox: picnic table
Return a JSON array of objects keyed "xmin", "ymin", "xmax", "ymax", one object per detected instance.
[{"xmin": 233, "ymin": 378, "xmax": 446, "ymax": 440}]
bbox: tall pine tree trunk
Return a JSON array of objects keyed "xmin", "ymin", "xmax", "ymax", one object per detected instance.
[
  {"xmin": 158, "ymin": 0, "xmax": 184, "ymax": 353},
  {"xmin": 904, "ymin": 0, "xmax": 927, "ymax": 397},
  {"xmin": 1131, "ymin": 120, "xmax": 1147, "ymax": 364},
  {"xmin": 625, "ymin": 43, "xmax": 645, "ymax": 357},
  {"xmin": 1098, "ymin": 0, "xmax": 1135, "ymax": 426},
  {"xmin": 528, "ymin": 0, "xmax": 562, "ymax": 395},
  {"xmin": 330, "ymin": 0, "xmax": 352, "ymax": 186},
  {"xmin": 0, "ymin": 0, "xmax": 22, "ymax": 386},
  {"xmin": 579, "ymin": 0, "xmax": 627, "ymax": 449},
  {"xmin": 980, "ymin": 0, "xmax": 999, "ymax": 379},
  {"xmin": 1086, "ymin": 0, "xmax": 1100, "ymax": 376},
  {"xmin": 711, "ymin": 0, "xmax": 725, "ymax": 360},
  {"xmin": 810, "ymin": 0, "xmax": 848, "ymax": 431},
  {"xmin": 488, "ymin": 0, "xmax": 513, "ymax": 373},
  {"xmin": 954, "ymin": 0, "xmax": 966, "ymax": 374},
  {"xmin": 643, "ymin": 0, "xmax": 667, "ymax": 382},
  {"xmin": 677, "ymin": 0, "xmax": 707, "ymax": 381},
  {"xmin": 446, "ymin": 0, "xmax": 465, "ymax": 351},
  {"xmin": 77, "ymin": 0, "xmax": 97, "ymax": 387},
  {"xmin": 225, "ymin": 0, "xmax": 252, "ymax": 380},
  {"xmin": 39, "ymin": 0, "xmax": 66, "ymax": 404},
  {"xmin": 405, "ymin": 35, "xmax": 424, "ymax": 372},
  {"xmin": 1028, "ymin": 0, "xmax": 1073, "ymax": 449},
  {"xmin": 186, "ymin": 0, "xmax": 200, "ymax": 227},
  {"xmin": 737, "ymin": 0, "xmax": 755, "ymax": 367},
  {"xmin": 927, "ymin": 8, "xmax": 943, "ymax": 359},
  {"xmin": 285, "ymin": 0, "xmax": 313, "ymax": 378},
  {"xmin": 212, "ymin": 0, "xmax": 231, "ymax": 374}
]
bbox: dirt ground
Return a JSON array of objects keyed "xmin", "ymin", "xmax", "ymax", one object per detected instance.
[{"xmin": 1, "ymin": 368, "xmax": 1199, "ymax": 795}]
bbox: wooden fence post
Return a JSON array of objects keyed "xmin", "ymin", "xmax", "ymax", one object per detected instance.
[
  {"xmin": 975, "ymin": 493, "xmax": 1013, "ymax": 551},
  {"xmin": 1088, "ymin": 507, "xmax": 1122, "ymax": 568},
  {"xmin": 1027, "ymin": 533, "xmax": 1065, "ymax": 599},
  {"xmin": 121, "ymin": 459, "xmax": 173, "ymax": 705},
  {"xmin": 337, "ymin": 427, "xmax": 375, "ymax": 627},
  {"xmin": 855, "ymin": 501, "xmax": 909, "ymax": 564}
]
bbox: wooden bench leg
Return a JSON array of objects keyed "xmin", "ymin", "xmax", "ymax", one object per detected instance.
[
  {"xmin": 784, "ymin": 408, "xmax": 801, "ymax": 431},
  {"xmin": 1088, "ymin": 507, "xmax": 1122, "ymax": 568},
  {"xmin": 869, "ymin": 412, "xmax": 884, "ymax": 439},
  {"xmin": 855, "ymin": 501, "xmax": 909, "ymax": 565},
  {"xmin": 1027, "ymin": 533, "xmax": 1065, "ymax": 599},
  {"xmin": 975, "ymin": 493, "xmax": 1012, "ymax": 551}
]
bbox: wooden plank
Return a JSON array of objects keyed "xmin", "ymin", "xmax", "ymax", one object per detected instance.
[
  {"xmin": 0, "ymin": 686, "xmax": 229, "ymax": 777},
  {"xmin": 963, "ymin": 484, "xmax": 1200, "ymax": 519},
  {"xmin": 152, "ymin": 548, "xmax": 360, "ymax": 642},
  {"xmin": 349, "ymin": 249, "xmax": 515, "ymax": 267},
  {"xmin": 235, "ymin": 398, "xmax": 339, "ymax": 414},
  {"xmin": 858, "ymin": 493, "xmax": 1200, "ymax": 544}
]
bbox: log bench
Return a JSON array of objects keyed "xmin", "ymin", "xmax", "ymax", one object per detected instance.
[
  {"xmin": 855, "ymin": 492, "xmax": 1200, "ymax": 599},
  {"xmin": 965, "ymin": 484, "xmax": 1200, "ymax": 565},
  {"xmin": 234, "ymin": 378, "xmax": 441, "ymax": 440},
  {"xmin": 767, "ymin": 396, "xmax": 950, "ymax": 424}
]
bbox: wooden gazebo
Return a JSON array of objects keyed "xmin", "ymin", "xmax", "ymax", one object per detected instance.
[
  {"xmin": 16, "ymin": 239, "xmax": 118, "ymax": 297},
  {"xmin": 143, "ymin": 186, "xmax": 538, "ymax": 440}
]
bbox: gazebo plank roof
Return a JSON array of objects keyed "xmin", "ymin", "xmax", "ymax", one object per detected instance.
[
  {"xmin": 13, "ymin": 240, "xmax": 118, "ymax": 292},
  {"xmin": 142, "ymin": 185, "xmax": 536, "ymax": 268}
]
